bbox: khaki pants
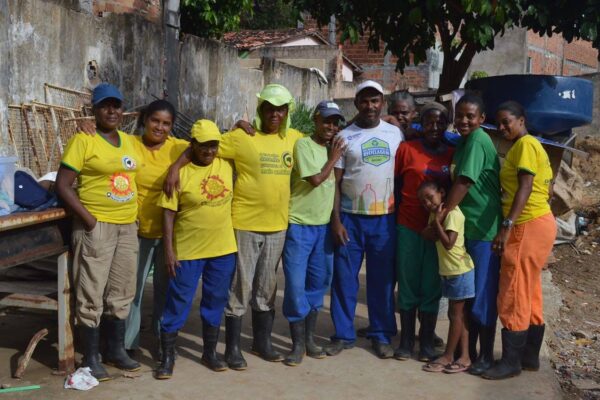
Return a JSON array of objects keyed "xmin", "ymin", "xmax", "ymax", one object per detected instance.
[
  {"xmin": 72, "ymin": 220, "xmax": 139, "ymax": 328},
  {"xmin": 225, "ymin": 229, "xmax": 286, "ymax": 317}
]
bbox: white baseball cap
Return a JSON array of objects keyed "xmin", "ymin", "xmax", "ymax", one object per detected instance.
[{"xmin": 355, "ymin": 80, "xmax": 384, "ymax": 96}]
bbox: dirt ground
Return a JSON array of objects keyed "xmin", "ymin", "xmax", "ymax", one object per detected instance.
[{"xmin": 546, "ymin": 136, "xmax": 600, "ymax": 400}]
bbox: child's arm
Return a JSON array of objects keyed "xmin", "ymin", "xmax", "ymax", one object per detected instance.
[
  {"xmin": 433, "ymin": 204, "xmax": 458, "ymax": 250},
  {"xmin": 306, "ymin": 136, "xmax": 346, "ymax": 187}
]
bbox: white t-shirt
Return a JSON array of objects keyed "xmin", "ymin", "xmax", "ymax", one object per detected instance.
[{"xmin": 335, "ymin": 120, "xmax": 404, "ymax": 215}]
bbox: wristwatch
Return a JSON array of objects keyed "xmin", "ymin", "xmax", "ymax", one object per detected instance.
[{"xmin": 502, "ymin": 218, "xmax": 513, "ymax": 229}]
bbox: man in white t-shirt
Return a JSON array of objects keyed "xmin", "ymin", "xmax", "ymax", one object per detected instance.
[{"xmin": 325, "ymin": 80, "xmax": 404, "ymax": 358}]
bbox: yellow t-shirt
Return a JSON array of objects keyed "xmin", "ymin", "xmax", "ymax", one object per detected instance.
[
  {"xmin": 218, "ymin": 128, "xmax": 305, "ymax": 232},
  {"xmin": 500, "ymin": 135, "xmax": 553, "ymax": 224},
  {"xmin": 431, "ymin": 207, "xmax": 474, "ymax": 276},
  {"xmin": 61, "ymin": 131, "xmax": 140, "ymax": 224},
  {"xmin": 157, "ymin": 158, "xmax": 237, "ymax": 260},
  {"xmin": 133, "ymin": 135, "xmax": 189, "ymax": 238}
]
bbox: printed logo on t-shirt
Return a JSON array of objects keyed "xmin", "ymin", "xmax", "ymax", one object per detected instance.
[
  {"xmin": 108, "ymin": 172, "xmax": 134, "ymax": 202},
  {"xmin": 361, "ymin": 138, "xmax": 390, "ymax": 166},
  {"xmin": 282, "ymin": 151, "xmax": 293, "ymax": 168},
  {"xmin": 201, "ymin": 175, "xmax": 231, "ymax": 201},
  {"xmin": 122, "ymin": 156, "xmax": 137, "ymax": 170},
  {"xmin": 259, "ymin": 152, "xmax": 293, "ymax": 175}
]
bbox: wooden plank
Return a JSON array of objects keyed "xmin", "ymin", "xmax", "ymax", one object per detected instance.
[
  {"xmin": 0, "ymin": 209, "xmax": 67, "ymax": 232},
  {"xmin": 0, "ymin": 293, "xmax": 57, "ymax": 310},
  {"xmin": 57, "ymin": 251, "xmax": 75, "ymax": 373},
  {"xmin": 0, "ymin": 280, "xmax": 57, "ymax": 295}
]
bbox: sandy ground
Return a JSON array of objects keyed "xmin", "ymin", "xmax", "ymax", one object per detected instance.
[{"xmin": 0, "ymin": 267, "xmax": 563, "ymax": 400}]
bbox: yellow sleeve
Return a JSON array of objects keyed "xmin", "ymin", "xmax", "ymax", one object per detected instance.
[
  {"xmin": 512, "ymin": 138, "xmax": 540, "ymax": 175},
  {"xmin": 157, "ymin": 185, "xmax": 180, "ymax": 212},
  {"xmin": 61, "ymin": 133, "xmax": 88, "ymax": 173},
  {"xmin": 217, "ymin": 130, "xmax": 238, "ymax": 160},
  {"xmin": 443, "ymin": 209, "xmax": 464, "ymax": 234}
]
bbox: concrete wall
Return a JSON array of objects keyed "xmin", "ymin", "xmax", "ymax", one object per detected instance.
[
  {"xmin": 467, "ymin": 27, "xmax": 528, "ymax": 78},
  {"xmin": 0, "ymin": 0, "xmax": 346, "ymax": 149}
]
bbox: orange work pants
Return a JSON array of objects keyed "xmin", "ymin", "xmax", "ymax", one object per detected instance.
[{"xmin": 497, "ymin": 213, "xmax": 557, "ymax": 331}]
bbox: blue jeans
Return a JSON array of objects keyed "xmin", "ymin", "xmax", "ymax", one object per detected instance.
[
  {"xmin": 466, "ymin": 239, "xmax": 500, "ymax": 327},
  {"xmin": 330, "ymin": 213, "xmax": 397, "ymax": 344},
  {"xmin": 161, "ymin": 253, "xmax": 236, "ymax": 332},
  {"xmin": 282, "ymin": 223, "xmax": 333, "ymax": 322}
]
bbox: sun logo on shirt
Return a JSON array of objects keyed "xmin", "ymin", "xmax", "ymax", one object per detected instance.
[
  {"xmin": 201, "ymin": 175, "xmax": 229, "ymax": 200},
  {"xmin": 107, "ymin": 172, "xmax": 134, "ymax": 202}
]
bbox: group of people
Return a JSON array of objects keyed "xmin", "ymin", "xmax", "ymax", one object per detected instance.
[{"xmin": 55, "ymin": 78, "xmax": 556, "ymax": 383}]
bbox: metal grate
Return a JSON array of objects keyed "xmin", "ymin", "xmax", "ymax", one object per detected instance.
[{"xmin": 44, "ymin": 83, "xmax": 92, "ymax": 111}]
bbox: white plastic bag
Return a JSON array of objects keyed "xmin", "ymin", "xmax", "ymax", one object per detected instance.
[{"xmin": 64, "ymin": 367, "xmax": 99, "ymax": 390}]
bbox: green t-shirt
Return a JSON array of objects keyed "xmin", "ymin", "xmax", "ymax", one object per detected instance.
[
  {"xmin": 289, "ymin": 137, "xmax": 335, "ymax": 225},
  {"xmin": 451, "ymin": 128, "xmax": 502, "ymax": 241}
]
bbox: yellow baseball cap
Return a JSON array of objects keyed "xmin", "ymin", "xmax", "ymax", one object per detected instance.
[{"xmin": 190, "ymin": 119, "xmax": 221, "ymax": 143}]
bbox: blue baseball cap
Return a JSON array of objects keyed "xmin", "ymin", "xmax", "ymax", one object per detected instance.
[
  {"xmin": 92, "ymin": 83, "xmax": 124, "ymax": 106},
  {"xmin": 314, "ymin": 100, "xmax": 344, "ymax": 120}
]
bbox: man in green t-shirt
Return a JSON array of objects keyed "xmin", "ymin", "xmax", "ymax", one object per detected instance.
[{"xmin": 281, "ymin": 101, "xmax": 345, "ymax": 366}]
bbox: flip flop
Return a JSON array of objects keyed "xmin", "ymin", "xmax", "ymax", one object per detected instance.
[
  {"xmin": 422, "ymin": 360, "xmax": 450, "ymax": 373},
  {"xmin": 443, "ymin": 361, "xmax": 471, "ymax": 374}
]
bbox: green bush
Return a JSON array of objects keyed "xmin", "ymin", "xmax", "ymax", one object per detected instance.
[
  {"xmin": 470, "ymin": 70, "xmax": 489, "ymax": 80},
  {"xmin": 290, "ymin": 102, "xmax": 315, "ymax": 135}
]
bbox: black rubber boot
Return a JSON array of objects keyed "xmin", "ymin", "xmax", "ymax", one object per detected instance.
[
  {"xmin": 522, "ymin": 324, "xmax": 545, "ymax": 371},
  {"xmin": 305, "ymin": 311, "xmax": 325, "ymax": 359},
  {"xmin": 80, "ymin": 326, "xmax": 110, "ymax": 381},
  {"xmin": 417, "ymin": 311, "xmax": 439, "ymax": 362},
  {"xmin": 224, "ymin": 316, "xmax": 247, "ymax": 370},
  {"xmin": 356, "ymin": 325, "xmax": 370, "ymax": 338},
  {"xmin": 155, "ymin": 331, "xmax": 177, "ymax": 379},
  {"xmin": 372, "ymin": 339, "xmax": 394, "ymax": 359},
  {"xmin": 324, "ymin": 339, "xmax": 354, "ymax": 356},
  {"xmin": 251, "ymin": 310, "xmax": 284, "ymax": 362},
  {"xmin": 284, "ymin": 320, "xmax": 306, "ymax": 366},
  {"xmin": 201, "ymin": 323, "xmax": 228, "ymax": 372},
  {"xmin": 468, "ymin": 319, "xmax": 480, "ymax": 363},
  {"xmin": 469, "ymin": 322, "xmax": 496, "ymax": 375},
  {"xmin": 482, "ymin": 329, "xmax": 527, "ymax": 380},
  {"xmin": 394, "ymin": 309, "xmax": 416, "ymax": 360},
  {"xmin": 103, "ymin": 318, "xmax": 141, "ymax": 371}
]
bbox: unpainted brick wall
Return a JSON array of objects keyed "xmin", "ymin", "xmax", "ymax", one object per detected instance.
[{"xmin": 526, "ymin": 31, "xmax": 598, "ymax": 76}]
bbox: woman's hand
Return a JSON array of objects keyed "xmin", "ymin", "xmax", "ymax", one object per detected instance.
[
  {"xmin": 84, "ymin": 217, "xmax": 97, "ymax": 233},
  {"xmin": 329, "ymin": 136, "xmax": 346, "ymax": 162},
  {"xmin": 492, "ymin": 227, "xmax": 510, "ymax": 256},
  {"xmin": 421, "ymin": 224, "xmax": 438, "ymax": 241},
  {"xmin": 76, "ymin": 119, "xmax": 97, "ymax": 136},
  {"xmin": 165, "ymin": 250, "xmax": 181, "ymax": 278},
  {"xmin": 233, "ymin": 120, "xmax": 256, "ymax": 136}
]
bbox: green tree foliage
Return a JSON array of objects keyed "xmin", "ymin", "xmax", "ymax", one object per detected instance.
[
  {"xmin": 181, "ymin": 0, "xmax": 254, "ymax": 38},
  {"xmin": 296, "ymin": 0, "xmax": 600, "ymax": 94},
  {"xmin": 240, "ymin": 0, "xmax": 300, "ymax": 30}
]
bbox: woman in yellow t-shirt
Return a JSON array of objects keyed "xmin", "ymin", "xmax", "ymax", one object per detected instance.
[
  {"xmin": 56, "ymin": 83, "xmax": 142, "ymax": 381},
  {"xmin": 154, "ymin": 120, "xmax": 237, "ymax": 379},
  {"xmin": 123, "ymin": 100, "xmax": 190, "ymax": 356},
  {"xmin": 483, "ymin": 101, "xmax": 557, "ymax": 380}
]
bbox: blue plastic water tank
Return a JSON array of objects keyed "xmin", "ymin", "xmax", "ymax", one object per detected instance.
[{"xmin": 465, "ymin": 74, "xmax": 593, "ymax": 135}]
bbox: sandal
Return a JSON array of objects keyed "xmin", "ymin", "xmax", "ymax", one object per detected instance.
[
  {"xmin": 443, "ymin": 361, "xmax": 471, "ymax": 374},
  {"xmin": 422, "ymin": 360, "xmax": 450, "ymax": 373}
]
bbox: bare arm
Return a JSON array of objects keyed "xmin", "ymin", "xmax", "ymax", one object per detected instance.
[
  {"xmin": 306, "ymin": 136, "xmax": 345, "ymax": 187},
  {"xmin": 331, "ymin": 167, "xmax": 349, "ymax": 245},
  {"xmin": 55, "ymin": 165, "xmax": 97, "ymax": 231},
  {"xmin": 163, "ymin": 147, "xmax": 192, "ymax": 198},
  {"xmin": 440, "ymin": 176, "xmax": 472, "ymax": 221},
  {"xmin": 162, "ymin": 208, "xmax": 180, "ymax": 278},
  {"xmin": 493, "ymin": 172, "xmax": 534, "ymax": 255}
]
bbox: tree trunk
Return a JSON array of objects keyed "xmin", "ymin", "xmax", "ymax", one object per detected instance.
[{"xmin": 436, "ymin": 44, "xmax": 478, "ymax": 97}]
